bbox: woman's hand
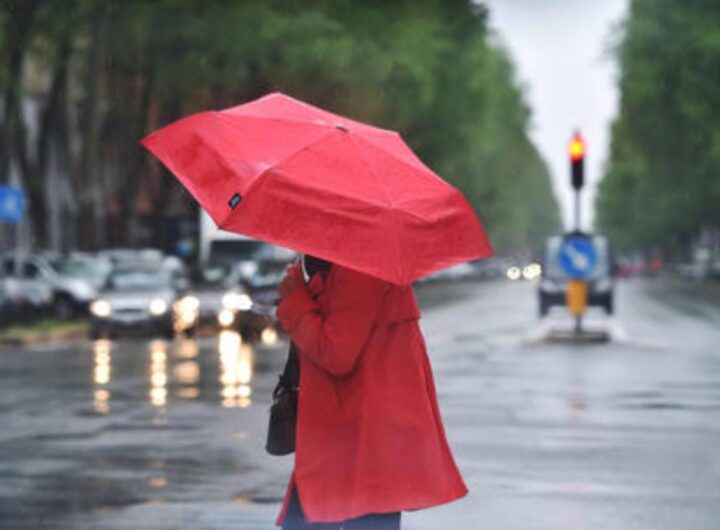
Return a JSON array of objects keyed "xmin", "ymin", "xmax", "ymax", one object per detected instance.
[{"xmin": 278, "ymin": 264, "xmax": 303, "ymax": 299}]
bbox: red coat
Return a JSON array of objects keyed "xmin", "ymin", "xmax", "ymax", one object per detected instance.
[{"xmin": 275, "ymin": 264, "xmax": 467, "ymax": 524}]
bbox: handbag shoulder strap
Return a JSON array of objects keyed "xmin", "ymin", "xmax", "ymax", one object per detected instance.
[{"xmin": 284, "ymin": 341, "xmax": 300, "ymax": 388}]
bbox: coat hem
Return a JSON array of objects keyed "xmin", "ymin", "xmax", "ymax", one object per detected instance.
[{"xmin": 276, "ymin": 482, "xmax": 468, "ymax": 525}]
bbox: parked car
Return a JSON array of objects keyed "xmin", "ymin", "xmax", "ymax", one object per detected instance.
[
  {"xmin": 538, "ymin": 234, "xmax": 614, "ymax": 317},
  {"xmin": 89, "ymin": 264, "xmax": 190, "ymax": 339},
  {"xmin": 45, "ymin": 253, "xmax": 113, "ymax": 316},
  {"xmin": 1, "ymin": 252, "xmax": 106, "ymax": 319},
  {"xmin": 55, "ymin": 253, "xmax": 113, "ymax": 288},
  {"xmin": 1, "ymin": 254, "xmax": 55, "ymax": 322}
]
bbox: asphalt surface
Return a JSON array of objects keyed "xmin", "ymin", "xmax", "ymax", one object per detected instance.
[{"xmin": 1, "ymin": 278, "xmax": 719, "ymax": 529}]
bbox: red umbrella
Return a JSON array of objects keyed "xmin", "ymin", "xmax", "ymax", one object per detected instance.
[{"xmin": 141, "ymin": 92, "xmax": 492, "ymax": 285}]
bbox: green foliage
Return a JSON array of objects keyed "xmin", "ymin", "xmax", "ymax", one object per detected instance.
[
  {"xmin": 596, "ymin": 0, "xmax": 720, "ymax": 254},
  {"xmin": 0, "ymin": 0, "xmax": 560, "ymax": 254}
]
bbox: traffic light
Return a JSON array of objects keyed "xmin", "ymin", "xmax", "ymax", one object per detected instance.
[{"xmin": 569, "ymin": 132, "xmax": 585, "ymax": 189}]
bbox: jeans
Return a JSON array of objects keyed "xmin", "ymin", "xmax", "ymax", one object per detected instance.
[{"xmin": 282, "ymin": 487, "xmax": 401, "ymax": 530}]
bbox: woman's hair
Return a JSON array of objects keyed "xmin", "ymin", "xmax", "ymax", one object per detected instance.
[{"xmin": 304, "ymin": 254, "xmax": 332, "ymax": 278}]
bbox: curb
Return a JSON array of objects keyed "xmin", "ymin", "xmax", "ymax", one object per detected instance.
[{"xmin": 0, "ymin": 327, "xmax": 88, "ymax": 347}]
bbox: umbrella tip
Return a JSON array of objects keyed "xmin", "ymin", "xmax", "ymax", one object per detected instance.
[{"xmin": 334, "ymin": 123, "xmax": 349, "ymax": 132}]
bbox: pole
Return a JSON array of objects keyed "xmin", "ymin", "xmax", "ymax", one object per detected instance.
[
  {"xmin": 574, "ymin": 190, "xmax": 582, "ymax": 335},
  {"xmin": 574, "ymin": 189, "xmax": 581, "ymax": 232},
  {"xmin": 569, "ymin": 132, "xmax": 586, "ymax": 336}
]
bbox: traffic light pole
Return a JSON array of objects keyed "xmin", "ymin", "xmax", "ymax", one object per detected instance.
[
  {"xmin": 569, "ymin": 132, "xmax": 585, "ymax": 335},
  {"xmin": 574, "ymin": 184, "xmax": 583, "ymax": 334},
  {"xmin": 574, "ymin": 189, "xmax": 581, "ymax": 232}
]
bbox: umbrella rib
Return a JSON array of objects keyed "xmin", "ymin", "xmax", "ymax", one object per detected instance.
[
  {"xmin": 359, "ymin": 131, "xmax": 441, "ymax": 177},
  {"xmin": 216, "ymin": 127, "xmax": 340, "ymax": 230},
  {"xmin": 349, "ymin": 134, "xmax": 460, "ymax": 223},
  {"xmin": 353, "ymin": 134, "xmax": 448, "ymax": 188},
  {"xmin": 348, "ymin": 134, "xmax": 407, "ymax": 282},
  {"xmin": 347, "ymin": 134, "xmax": 394, "ymax": 208},
  {"xmin": 217, "ymin": 118, "xmax": 456, "ymax": 232},
  {"xmin": 216, "ymin": 111, "xmax": 441, "ymax": 191}
]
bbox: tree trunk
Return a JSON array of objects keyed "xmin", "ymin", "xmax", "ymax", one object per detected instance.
[
  {"xmin": 1, "ymin": 0, "xmax": 43, "ymax": 248},
  {"xmin": 1, "ymin": 0, "xmax": 43, "ymax": 183},
  {"xmin": 115, "ymin": 62, "xmax": 155, "ymax": 246},
  {"xmin": 73, "ymin": 1, "xmax": 106, "ymax": 250},
  {"xmin": 26, "ymin": 37, "xmax": 72, "ymax": 248},
  {"xmin": 146, "ymin": 98, "xmax": 181, "ymax": 248}
]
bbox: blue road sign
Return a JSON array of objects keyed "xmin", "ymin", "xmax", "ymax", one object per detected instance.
[
  {"xmin": 558, "ymin": 235, "xmax": 597, "ymax": 279},
  {"xmin": 0, "ymin": 186, "xmax": 25, "ymax": 223}
]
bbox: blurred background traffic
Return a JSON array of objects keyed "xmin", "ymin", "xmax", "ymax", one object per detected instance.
[{"xmin": 2, "ymin": 0, "xmax": 717, "ymax": 338}]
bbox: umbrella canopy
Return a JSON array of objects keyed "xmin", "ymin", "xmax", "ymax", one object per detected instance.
[{"xmin": 141, "ymin": 92, "xmax": 492, "ymax": 285}]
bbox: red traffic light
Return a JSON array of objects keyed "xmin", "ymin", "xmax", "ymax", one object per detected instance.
[
  {"xmin": 569, "ymin": 131, "xmax": 585, "ymax": 190},
  {"xmin": 569, "ymin": 133, "xmax": 586, "ymax": 162}
]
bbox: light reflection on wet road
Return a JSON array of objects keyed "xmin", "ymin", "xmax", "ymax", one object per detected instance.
[
  {"xmin": 0, "ymin": 327, "xmax": 288, "ymax": 529},
  {"xmin": 87, "ymin": 332, "xmax": 258, "ymax": 413},
  {"xmin": 1, "ymin": 278, "xmax": 720, "ymax": 529}
]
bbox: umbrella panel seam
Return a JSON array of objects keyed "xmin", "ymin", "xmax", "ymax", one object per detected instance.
[
  {"xmin": 217, "ymin": 127, "xmax": 339, "ymax": 230},
  {"xmin": 347, "ymin": 134, "xmax": 405, "ymax": 281}
]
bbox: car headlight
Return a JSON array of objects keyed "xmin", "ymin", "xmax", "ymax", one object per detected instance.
[
  {"xmin": 218, "ymin": 308, "xmax": 235, "ymax": 327},
  {"xmin": 222, "ymin": 292, "xmax": 252, "ymax": 311},
  {"xmin": 506, "ymin": 266, "xmax": 521, "ymax": 280},
  {"xmin": 261, "ymin": 326, "xmax": 278, "ymax": 345},
  {"xmin": 523, "ymin": 263, "xmax": 542, "ymax": 280},
  {"xmin": 176, "ymin": 295, "xmax": 199, "ymax": 312},
  {"xmin": 90, "ymin": 299, "xmax": 112, "ymax": 318},
  {"xmin": 174, "ymin": 296, "xmax": 199, "ymax": 325},
  {"xmin": 149, "ymin": 298, "xmax": 168, "ymax": 316}
]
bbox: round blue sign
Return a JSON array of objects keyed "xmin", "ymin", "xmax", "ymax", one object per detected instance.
[{"xmin": 557, "ymin": 236, "xmax": 597, "ymax": 279}]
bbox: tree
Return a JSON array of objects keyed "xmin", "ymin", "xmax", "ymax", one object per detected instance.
[
  {"xmin": 596, "ymin": 0, "xmax": 720, "ymax": 256},
  {"xmin": 1, "ymin": 0, "xmax": 560, "ymax": 255}
]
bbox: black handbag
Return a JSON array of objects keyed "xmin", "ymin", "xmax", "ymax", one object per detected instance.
[
  {"xmin": 266, "ymin": 255, "xmax": 331, "ymax": 456},
  {"xmin": 266, "ymin": 341, "xmax": 300, "ymax": 456}
]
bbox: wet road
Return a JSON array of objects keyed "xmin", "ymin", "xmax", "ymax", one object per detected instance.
[{"xmin": 1, "ymin": 278, "xmax": 719, "ymax": 529}]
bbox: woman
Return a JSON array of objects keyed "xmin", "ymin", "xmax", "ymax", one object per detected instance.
[{"xmin": 275, "ymin": 255, "xmax": 467, "ymax": 529}]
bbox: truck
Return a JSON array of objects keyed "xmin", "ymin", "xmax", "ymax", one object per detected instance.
[{"xmin": 198, "ymin": 209, "xmax": 294, "ymax": 282}]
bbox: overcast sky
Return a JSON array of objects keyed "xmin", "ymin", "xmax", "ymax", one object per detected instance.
[{"xmin": 481, "ymin": 0, "xmax": 629, "ymax": 230}]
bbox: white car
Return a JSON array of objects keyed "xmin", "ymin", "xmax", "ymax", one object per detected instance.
[{"xmin": 89, "ymin": 265, "xmax": 189, "ymax": 339}]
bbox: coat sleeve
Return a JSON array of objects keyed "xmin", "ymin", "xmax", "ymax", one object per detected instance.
[{"xmin": 276, "ymin": 266, "xmax": 389, "ymax": 377}]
